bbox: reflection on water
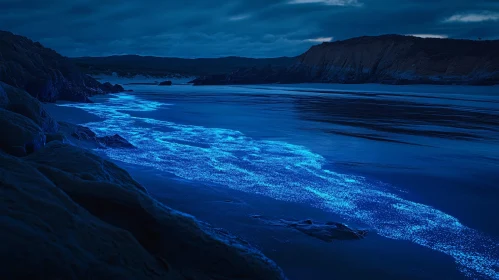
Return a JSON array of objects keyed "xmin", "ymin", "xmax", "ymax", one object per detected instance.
[{"xmin": 60, "ymin": 84, "xmax": 499, "ymax": 279}]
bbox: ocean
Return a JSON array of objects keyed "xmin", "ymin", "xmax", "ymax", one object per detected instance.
[{"xmin": 47, "ymin": 83, "xmax": 499, "ymax": 279}]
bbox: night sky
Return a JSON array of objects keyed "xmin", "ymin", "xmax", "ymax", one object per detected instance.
[{"xmin": 1, "ymin": 0, "xmax": 498, "ymax": 58}]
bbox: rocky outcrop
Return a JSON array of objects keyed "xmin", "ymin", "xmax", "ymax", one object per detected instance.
[
  {"xmin": 0, "ymin": 108, "xmax": 46, "ymax": 156},
  {"xmin": 100, "ymin": 82, "xmax": 125, "ymax": 93},
  {"xmin": 251, "ymin": 216, "xmax": 367, "ymax": 242},
  {"xmin": 159, "ymin": 80, "xmax": 172, "ymax": 86},
  {"xmin": 191, "ymin": 35, "xmax": 499, "ymax": 86},
  {"xmin": 0, "ymin": 30, "xmax": 124, "ymax": 102},
  {"xmin": 0, "ymin": 82, "xmax": 58, "ymax": 132},
  {"xmin": 98, "ymin": 134, "xmax": 136, "ymax": 149},
  {"xmin": 0, "ymin": 152, "xmax": 177, "ymax": 280},
  {"xmin": 57, "ymin": 121, "xmax": 136, "ymax": 149},
  {"xmin": 0, "ymin": 81, "xmax": 57, "ymax": 156},
  {"xmin": 0, "ymin": 80, "xmax": 287, "ymax": 279}
]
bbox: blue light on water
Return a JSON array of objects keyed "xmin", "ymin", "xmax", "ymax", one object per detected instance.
[{"xmin": 60, "ymin": 94, "xmax": 499, "ymax": 279}]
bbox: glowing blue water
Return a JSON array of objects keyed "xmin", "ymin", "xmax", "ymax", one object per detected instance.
[{"xmin": 60, "ymin": 92, "xmax": 499, "ymax": 279}]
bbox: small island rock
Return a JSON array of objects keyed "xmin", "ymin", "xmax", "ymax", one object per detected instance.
[{"xmin": 159, "ymin": 80, "xmax": 173, "ymax": 86}]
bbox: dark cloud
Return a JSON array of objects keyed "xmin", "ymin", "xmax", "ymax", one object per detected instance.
[{"xmin": 0, "ymin": 0, "xmax": 498, "ymax": 57}]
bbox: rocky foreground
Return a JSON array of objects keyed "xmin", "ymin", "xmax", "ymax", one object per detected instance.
[
  {"xmin": 0, "ymin": 31, "xmax": 124, "ymax": 102},
  {"xmin": 0, "ymin": 81, "xmax": 286, "ymax": 279},
  {"xmin": 190, "ymin": 35, "xmax": 499, "ymax": 86}
]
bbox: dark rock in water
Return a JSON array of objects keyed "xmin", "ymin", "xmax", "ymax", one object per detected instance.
[
  {"xmin": 113, "ymin": 84, "xmax": 125, "ymax": 92},
  {"xmin": 58, "ymin": 121, "xmax": 135, "ymax": 149},
  {"xmin": 22, "ymin": 142, "xmax": 286, "ymax": 280},
  {"xmin": 287, "ymin": 220, "xmax": 368, "ymax": 242},
  {"xmin": 100, "ymin": 82, "xmax": 125, "ymax": 93},
  {"xmin": 251, "ymin": 215, "xmax": 367, "ymax": 242},
  {"xmin": 97, "ymin": 134, "xmax": 136, "ymax": 149},
  {"xmin": 0, "ymin": 82, "xmax": 58, "ymax": 133},
  {"xmin": 302, "ymin": 219, "xmax": 313, "ymax": 225},
  {"xmin": 0, "ymin": 30, "xmax": 124, "ymax": 102},
  {"xmin": 159, "ymin": 80, "xmax": 172, "ymax": 86},
  {"xmin": 58, "ymin": 121, "xmax": 97, "ymax": 141},
  {"xmin": 0, "ymin": 108, "xmax": 45, "ymax": 156},
  {"xmin": 72, "ymin": 126, "xmax": 97, "ymax": 140}
]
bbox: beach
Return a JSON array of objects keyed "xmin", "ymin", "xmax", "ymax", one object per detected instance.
[{"xmin": 44, "ymin": 82, "xmax": 499, "ymax": 279}]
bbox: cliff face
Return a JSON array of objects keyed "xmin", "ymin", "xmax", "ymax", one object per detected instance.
[
  {"xmin": 192, "ymin": 35, "xmax": 499, "ymax": 85},
  {"xmin": 0, "ymin": 31, "xmax": 123, "ymax": 102},
  {"xmin": 293, "ymin": 35, "xmax": 499, "ymax": 85}
]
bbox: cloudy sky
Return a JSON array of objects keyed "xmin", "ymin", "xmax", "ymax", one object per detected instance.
[{"xmin": 1, "ymin": 0, "xmax": 498, "ymax": 57}]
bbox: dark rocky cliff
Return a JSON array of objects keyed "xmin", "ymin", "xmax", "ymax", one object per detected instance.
[
  {"xmin": 0, "ymin": 31, "xmax": 124, "ymax": 102},
  {"xmin": 192, "ymin": 35, "xmax": 499, "ymax": 85}
]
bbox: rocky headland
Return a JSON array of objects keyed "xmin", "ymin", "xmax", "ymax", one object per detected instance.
[
  {"xmin": 190, "ymin": 35, "xmax": 499, "ymax": 86},
  {"xmin": 0, "ymin": 31, "xmax": 124, "ymax": 102}
]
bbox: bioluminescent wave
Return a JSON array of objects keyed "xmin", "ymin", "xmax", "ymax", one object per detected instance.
[{"xmin": 60, "ymin": 94, "xmax": 499, "ymax": 279}]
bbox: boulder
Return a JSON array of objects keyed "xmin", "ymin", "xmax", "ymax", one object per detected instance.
[
  {"xmin": 0, "ymin": 82, "xmax": 58, "ymax": 133},
  {"xmin": 97, "ymin": 134, "xmax": 136, "ymax": 149},
  {"xmin": 25, "ymin": 142, "xmax": 286, "ymax": 280},
  {"xmin": 0, "ymin": 108, "xmax": 45, "ymax": 156},
  {"xmin": 58, "ymin": 121, "xmax": 135, "ymax": 149},
  {"xmin": 288, "ymin": 220, "xmax": 368, "ymax": 242},
  {"xmin": 251, "ymin": 216, "xmax": 368, "ymax": 242},
  {"xmin": 100, "ymin": 82, "xmax": 125, "ymax": 93},
  {"xmin": 158, "ymin": 80, "xmax": 172, "ymax": 86},
  {"xmin": 112, "ymin": 84, "xmax": 125, "ymax": 92},
  {"xmin": 26, "ymin": 142, "xmax": 145, "ymax": 192},
  {"xmin": 0, "ymin": 152, "xmax": 177, "ymax": 280},
  {"xmin": 58, "ymin": 121, "xmax": 97, "ymax": 141}
]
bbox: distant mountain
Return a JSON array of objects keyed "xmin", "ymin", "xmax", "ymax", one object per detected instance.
[
  {"xmin": 0, "ymin": 31, "xmax": 123, "ymax": 102},
  {"xmin": 191, "ymin": 35, "xmax": 499, "ymax": 86},
  {"xmin": 71, "ymin": 55, "xmax": 295, "ymax": 78}
]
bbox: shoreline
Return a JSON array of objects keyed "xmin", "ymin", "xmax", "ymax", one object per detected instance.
[{"xmin": 43, "ymin": 98, "xmax": 467, "ymax": 280}]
